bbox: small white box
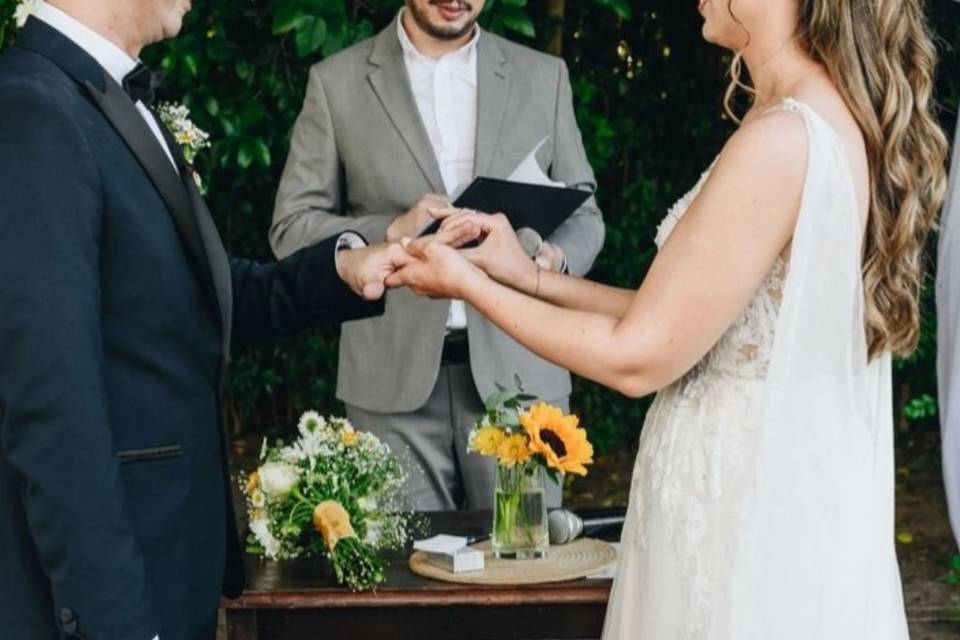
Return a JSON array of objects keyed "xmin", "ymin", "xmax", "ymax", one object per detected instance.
[{"xmin": 424, "ymin": 547, "xmax": 485, "ymax": 574}]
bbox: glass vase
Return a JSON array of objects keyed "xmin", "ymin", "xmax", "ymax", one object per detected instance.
[{"xmin": 492, "ymin": 462, "xmax": 549, "ymax": 559}]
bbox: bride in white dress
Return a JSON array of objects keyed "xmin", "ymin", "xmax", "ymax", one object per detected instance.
[{"xmin": 388, "ymin": 0, "xmax": 949, "ymax": 636}]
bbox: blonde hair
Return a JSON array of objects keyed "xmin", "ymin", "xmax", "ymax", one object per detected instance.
[{"xmin": 724, "ymin": 0, "xmax": 950, "ymax": 359}]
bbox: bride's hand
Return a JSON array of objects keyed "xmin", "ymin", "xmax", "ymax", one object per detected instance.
[
  {"xmin": 384, "ymin": 232, "xmax": 487, "ymax": 300},
  {"xmin": 437, "ymin": 210, "xmax": 539, "ymax": 294}
]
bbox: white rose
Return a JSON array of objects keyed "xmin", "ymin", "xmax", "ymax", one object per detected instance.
[{"xmin": 258, "ymin": 462, "xmax": 300, "ymax": 498}]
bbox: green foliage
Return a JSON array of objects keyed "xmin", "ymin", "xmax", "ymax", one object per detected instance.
[
  {"xmin": 2, "ymin": 0, "xmax": 958, "ymax": 456},
  {"xmin": 946, "ymin": 554, "xmax": 960, "ymax": 587}
]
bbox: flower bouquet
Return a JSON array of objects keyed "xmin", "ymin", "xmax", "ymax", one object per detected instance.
[
  {"xmin": 241, "ymin": 412, "xmax": 421, "ymax": 591},
  {"xmin": 469, "ymin": 387, "xmax": 594, "ymax": 559}
]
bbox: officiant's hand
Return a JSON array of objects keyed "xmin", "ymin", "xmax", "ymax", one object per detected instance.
[
  {"xmin": 436, "ymin": 212, "xmax": 542, "ymax": 295},
  {"xmin": 386, "ymin": 194, "xmax": 456, "ymax": 242}
]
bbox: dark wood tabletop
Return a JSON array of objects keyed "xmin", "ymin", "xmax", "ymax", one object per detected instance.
[{"xmin": 221, "ymin": 510, "xmax": 622, "ymax": 640}]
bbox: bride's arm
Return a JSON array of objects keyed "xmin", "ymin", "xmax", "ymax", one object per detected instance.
[
  {"xmin": 391, "ymin": 112, "xmax": 808, "ymax": 397},
  {"xmin": 434, "ymin": 210, "xmax": 638, "ymax": 317}
]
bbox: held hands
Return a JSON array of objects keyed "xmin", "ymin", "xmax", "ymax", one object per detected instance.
[
  {"xmin": 386, "ymin": 211, "xmax": 566, "ymax": 299},
  {"xmin": 337, "ymin": 221, "xmax": 483, "ymax": 301},
  {"xmin": 336, "ymin": 242, "xmax": 414, "ymax": 301}
]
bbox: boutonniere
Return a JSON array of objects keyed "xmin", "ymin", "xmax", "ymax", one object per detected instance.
[
  {"xmin": 156, "ymin": 102, "xmax": 211, "ymax": 194},
  {"xmin": 14, "ymin": 0, "xmax": 39, "ymax": 28}
]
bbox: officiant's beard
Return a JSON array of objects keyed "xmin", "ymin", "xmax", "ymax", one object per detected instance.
[{"xmin": 405, "ymin": 0, "xmax": 481, "ymax": 41}]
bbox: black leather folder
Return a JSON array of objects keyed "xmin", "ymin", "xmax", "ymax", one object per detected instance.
[{"xmin": 419, "ymin": 177, "xmax": 592, "ymax": 239}]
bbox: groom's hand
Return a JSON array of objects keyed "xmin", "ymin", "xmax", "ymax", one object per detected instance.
[{"xmin": 336, "ymin": 241, "xmax": 414, "ymax": 301}]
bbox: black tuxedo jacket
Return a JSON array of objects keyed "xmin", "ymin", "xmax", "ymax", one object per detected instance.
[{"xmin": 0, "ymin": 19, "xmax": 383, "ymax": 640}]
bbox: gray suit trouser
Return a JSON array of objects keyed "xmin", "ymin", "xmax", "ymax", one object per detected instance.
[{"xmin": 347, "ymin": 363, "xmax": 564, "ymax": 512}]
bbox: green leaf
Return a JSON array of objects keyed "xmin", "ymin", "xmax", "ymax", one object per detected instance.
[
  {"xmin": 272, "ymin": 4, "xmax": 309, "ymax": 35},
  {"xmin": 594, "ymin": 0, "xmax": 632, "ymax": 20},
  {"xmin": 295, "ymin": 17, "xmax": 328, "ymax": 58},
  {"xmin": 237, "ymin": 141, "xmax": 255, "ymax": 169},
  {"xmin": 182, "ymin": 53, "xmax": 200, "ymax": 77},
  {"xmin": 253, "ymin": 139, "xmax": 272, "ymax": 168},
  {"xmin": 497, "ymin": 7, "xmax": 535, "ymax": 38}
]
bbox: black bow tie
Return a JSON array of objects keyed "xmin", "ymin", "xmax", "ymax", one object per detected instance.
[{"xmin": 122, "ymin": 63, "xmax": 164, "ymax": 107}]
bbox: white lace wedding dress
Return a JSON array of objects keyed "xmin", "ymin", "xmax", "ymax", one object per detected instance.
[{"xmin": 602, "ymin": 98, "xmax": 909, "ymax": 639}]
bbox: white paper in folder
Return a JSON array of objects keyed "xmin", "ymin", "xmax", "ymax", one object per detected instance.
[
  {"xmin": 449, "ymin": 136, "xmax": 565, "ymax": 201},
  {"xmin": 507, "ymin": 135, "xmax": 567, "ymax": 188}
]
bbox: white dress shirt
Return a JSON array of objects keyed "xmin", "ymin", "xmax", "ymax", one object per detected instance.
[
  {"xmin": 35, "ymin": 2, "xmax": 177, "ymax": 170},
  {"xmin": 397, "ymin": 9, "xmax": 479, "ymax": 331}
]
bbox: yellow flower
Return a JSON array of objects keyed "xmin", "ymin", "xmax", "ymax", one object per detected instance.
[
  {"xmin": 496, "ymin": 434, "xmax": 532, "ymax": 467},
  {"xmin": 341, "ymin": 431, "xmax": 359, "ymax": 447},
  {"xmin": 470, "ymin": 425, "xmax": 506, "ymax": 457},
  {"xmin": 245, "ymin": 471, "xmax": 260, "ymax": 495},
  {"xmin": 313, "ymin": 500, "xmax": 357, "ymax": 551},
  {"xmin": 521, "ymin": 403, "xmax": 594, "ymax": 476}
]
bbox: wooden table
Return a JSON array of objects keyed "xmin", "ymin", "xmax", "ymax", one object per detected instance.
[{"xmin": 222, "ymin": 510, "xmax": 621, "ymax": 640}]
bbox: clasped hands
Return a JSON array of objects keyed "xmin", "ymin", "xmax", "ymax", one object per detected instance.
[{"xmin": 338, "ymin": 193, "xmax": 565, "ymax": 301}]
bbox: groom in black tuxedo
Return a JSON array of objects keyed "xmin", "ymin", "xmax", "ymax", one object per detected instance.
[{"xmin": 0, "ymin": 1, "xmax": 420, "ymax": 638}]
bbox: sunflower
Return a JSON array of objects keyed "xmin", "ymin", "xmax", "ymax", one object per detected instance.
[
  {"xmin": 469, "ymin": 425, "xmax": 506, "ymax": 457},
  {"xmin": 520, "ymin": 403, "xmax": 594, "ymax": 476},
  {"xmin": 496, "ymin": 434, "xmax": 532, "ymax": 467}
]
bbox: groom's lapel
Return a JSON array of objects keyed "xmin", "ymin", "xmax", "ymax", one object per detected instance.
[
  {"xmin": 167, "ymin": 135, "xmax": 234, "ymax": 356},
  {"xmin": 84, "ymin": 76, "xmax": 222, "ymax": 325},
  {"xmin": 367, "ymin": 20, "xmax": 446, "ymax": 195},
  {"xmin": 473, "ymin": 34, "xmax": 510, "ymax": 179},
  {"xmin": 16, "ymin": 18, "xmax": 224, "ymax": 327}
]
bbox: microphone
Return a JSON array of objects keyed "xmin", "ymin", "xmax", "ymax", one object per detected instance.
[{"xmin": 547, "ymin": 509, "xmax": 626, "ymax": 545}]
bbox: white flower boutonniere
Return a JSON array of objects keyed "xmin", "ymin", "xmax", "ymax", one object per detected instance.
[
  {"xmin": 14, "ymin": 0, "xmax": 39, "ymax": 28},
  {"xmin": 156, "ymin": 102, "xmax": 211, "ymax": 193}
]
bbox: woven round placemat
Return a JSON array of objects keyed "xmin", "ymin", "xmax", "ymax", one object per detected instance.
[{"xmin": 409, "ymin": 538, "xmax": 617, "ymax": 585}]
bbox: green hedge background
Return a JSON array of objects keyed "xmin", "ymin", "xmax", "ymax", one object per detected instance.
[{"xmin": 2, "ymin": 0, "xmax": 958, "ymax": 456}]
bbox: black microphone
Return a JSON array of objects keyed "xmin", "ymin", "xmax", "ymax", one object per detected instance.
[{"xmin": 547, "ymin": 509, "xmax": 626, "ymax": 544}]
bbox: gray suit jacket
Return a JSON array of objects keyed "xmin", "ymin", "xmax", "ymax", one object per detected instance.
[
  {"xmin": 937, "ymin": 116, "xmax": 960, "ymax": 551},
  {"xmin": 270, "ymin": 18, "xmax": 605, "ymax": 413}
]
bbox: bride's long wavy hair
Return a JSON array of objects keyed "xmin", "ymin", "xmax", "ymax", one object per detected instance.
[{"xmin": 724, "ymin": 0, "xmax": 949, "ymax": 359}]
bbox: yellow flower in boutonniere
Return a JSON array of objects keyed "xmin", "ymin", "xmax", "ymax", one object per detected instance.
[
  {"xmin": 521, "ymin": 403, "xmax": 594, "ymax": 476},
  {"xmin": 340, "ymin": 431, "xmax": 359, "ymax": 447},
  {"xmin": 156, "ymin": 102, "xmax": 211, "ymax": 193},
  {"xmin": 469, "ymin": 424, "xmax": 505, "ymax": 456},
  {"xmin": 313, "ymin": 500, "xmax": 357, "ymax": 551},
  {"xmin": 496, "ymin": 433, "xmax": 532, "ymax": 467}
]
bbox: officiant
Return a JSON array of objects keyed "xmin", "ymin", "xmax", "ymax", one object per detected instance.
[{"xmin": 269, "ymin": 0, "xmax": 604, "ymax": 511}]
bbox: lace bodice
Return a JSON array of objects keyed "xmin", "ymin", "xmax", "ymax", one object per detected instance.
[{"xmin": 655, "ymin": 160, "xmax": 788, "ymax": 395}]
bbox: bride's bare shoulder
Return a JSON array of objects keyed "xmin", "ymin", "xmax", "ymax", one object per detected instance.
[{"xmin": 709, "ymin": 107, "xmax": 810, "ymax": 200}]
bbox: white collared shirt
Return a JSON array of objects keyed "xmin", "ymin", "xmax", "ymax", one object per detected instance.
[
  {"xmin": 397, "ymin": 9, "xmax": 479, "ymax": 331},
  {"xmin": 34, "ymin": 1, "xmax": 178, "ymax": 170}
]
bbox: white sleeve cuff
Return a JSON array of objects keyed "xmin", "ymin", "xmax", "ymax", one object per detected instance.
[
  {"xmin": 334, "ymin": 232, "xmax": 368, "ymax": 272},
  {"xmin": 336, "ymin": 231, "xmax": 367, "ymax": 252}
]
